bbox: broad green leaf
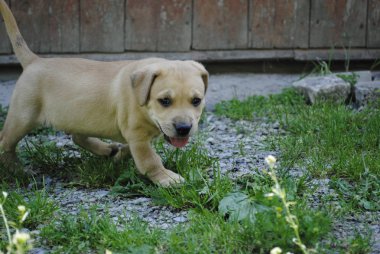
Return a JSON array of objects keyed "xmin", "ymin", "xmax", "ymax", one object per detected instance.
[{"xmin": 218, "ymin": 192, "xmax": 269, "ymax": 223}]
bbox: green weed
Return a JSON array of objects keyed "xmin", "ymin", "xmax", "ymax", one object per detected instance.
[
  {"xmin": 0, "ymin": 186, "xmax": 58, "ymax": 229},
  {"xmin": 346, "ymin": 231, "xmax": 372, "ymax": 254},
  {"xmin": 310, "ymin": 59, "xmax": 333, "ymax": 76},
  {"xmin": 215, "ymin": 89, "xmax": 380, "ymax": 212},
  {"xmin": 39, "ymin": 204, "xmax": 330, "ymax": 254},
  {"xmin": 370, "ymin": 59, "xmax": 380, "ymax": 71},
  {"xmin": 41, "ymin": 209, "xmax": 162, "ymax": 254},
  {"xmin": 142, "ymin": 137, "xmax": 233, "ymax": 210},
  {"xmin": 21, "ymin": 140, "xmax": 127, "ymax": 188},
  {"xmin": 0, "ymin": 192, "xmax": 33, "ymax": 254},
  {"xmin": 279, "ymin": 102, "xmax": 380, "ymax": 183}
]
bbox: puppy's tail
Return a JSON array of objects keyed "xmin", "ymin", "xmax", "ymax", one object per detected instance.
[{"xmin": 0, "ymin": 0, "xmax": 38, "ymax": 68}]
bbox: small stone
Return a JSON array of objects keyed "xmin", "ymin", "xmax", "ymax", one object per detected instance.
[
  {"xmin": 173, "ymin": 216, "xmax": 187, "ymax": 223},
  {"xmin": 206, "ymin": 137, "xmax": 215, "ymax": 144}
]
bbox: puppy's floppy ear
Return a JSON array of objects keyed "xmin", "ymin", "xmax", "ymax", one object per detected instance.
[
  {"xmin": 188, "ymin": 61, "xmax": 209, "ymax": 93},
  {"xmin": 131, "ymin": 66, "xmax": 161, "ymax": 106}
]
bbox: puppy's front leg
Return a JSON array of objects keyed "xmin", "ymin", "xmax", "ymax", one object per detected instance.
[{"xmin": 129, "ymin": 141, "xmax": 184, "ymax": 187}]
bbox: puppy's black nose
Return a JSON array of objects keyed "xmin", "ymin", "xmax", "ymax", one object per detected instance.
[{"xmin": 174, "ymin": 123, "xmax": 192, "ymax": 137}]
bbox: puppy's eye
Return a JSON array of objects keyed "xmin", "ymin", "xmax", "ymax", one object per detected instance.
[
  {"xmin": 158, "ymin": 98, "xmax": 172, "ymax": 107},
  {"xmin": 192, "ymin": 97, "xmax": 202, "ymax": 107}
]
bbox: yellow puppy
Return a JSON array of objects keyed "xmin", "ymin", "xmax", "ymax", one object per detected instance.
[{"xmin": 0, "ymin": 0, "xmax": 208, "ymax": 186}]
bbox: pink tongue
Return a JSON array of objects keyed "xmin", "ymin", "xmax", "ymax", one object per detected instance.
[{"xmin": 170, "ymin": 137, "xmax": 189, "ymax": 148}]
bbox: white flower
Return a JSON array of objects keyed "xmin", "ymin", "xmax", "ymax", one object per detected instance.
[
  {"xmin": 18, "ymin": 205, "xmax": 26, "ymax": 213},
  {"xmin": 105, "ymin": 250, "xmax": 113, "ymax": 254},
  {"xmin": 264, "ymin": 193, "xmax": 275, "ymax": 199},
  {"xmin": 270, "ymin": 247, "xmax": 283, "ymax": 254},
  {"xmin": 12, "ymin": 231, "xmax": 30, "ymax": 245},
  {"xmin": 20, "ymin": 210, "xmax": 30, "ymax": 223},
  {"xmin": 265, "ymin": 155, "xmax": 277, "ymax": 168},
  {"xmin": 2, "ymin": 191, "xmax": 8, "ymax": 199}
]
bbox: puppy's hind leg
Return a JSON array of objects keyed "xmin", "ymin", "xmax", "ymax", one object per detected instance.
[
  {"xmin": 0, "ymin": 107, "xmax": 38, "ymax": 172},
  {"xmin": 72, "ymin": 135, "xmax": 130, "ymax": 160}
]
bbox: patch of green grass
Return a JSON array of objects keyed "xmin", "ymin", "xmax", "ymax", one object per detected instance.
[
  {"xmin": 0, "ymin": 185, "xmax": 58, "ymax": 251},
  {"xmin": 21, "ymin": 140, "xmax": 129, "ymax": 188},
  {"xmin": 181, "ymin": 207, "xmax": 329, "ymax": 253},
  {"xmin": 130, "ymin": 137, "xmax": 234, "ymax": 211},
  {"xmin": 40, "ymin": 202, "xmax": 330, "ymax": 254},
  {"xmin": 280, "ymin": 102, "xmax": 380, "ymax": 181},
  {"xmin": 215, "ymin": 89, "xmax": 380, "ymax": 213},
  {"xmin": 0, "ymin": 186, "xmax": 58, "ymax": 229},
  {"xmin": 330, "ymin": 174, "xmax": 380, "ymax": 211},
  {"xmin": 346, "ymin": 231, "xmax": 373, "ymax": 254},
  {"xmin": 40, "ymin": 209, "xmax": 162, "ymax": 253}
]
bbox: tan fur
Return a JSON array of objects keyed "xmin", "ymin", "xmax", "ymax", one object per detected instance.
[{"xmin": 0, "ymin": 0, "xmax": 208, "ymax": 186}]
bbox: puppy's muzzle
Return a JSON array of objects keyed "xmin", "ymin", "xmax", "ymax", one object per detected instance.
[{"xmin": 174, "ymin": 122, "xmax": 192, "ymax": 137}]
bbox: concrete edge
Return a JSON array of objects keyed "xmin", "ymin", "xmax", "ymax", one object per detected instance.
[{"xmin": 0, "ymin": 49, "xmax": 379, "ymax": 65}]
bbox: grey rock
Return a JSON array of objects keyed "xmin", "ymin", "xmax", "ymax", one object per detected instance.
[
  {"xmin": 293, "ymin": 75, "xmax": 350, "ymax": 104},
  {"xmin": 354, "ymin": 81, "xmax": 380, "ymax": 106}
]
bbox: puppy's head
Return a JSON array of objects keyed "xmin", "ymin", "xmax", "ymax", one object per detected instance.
[{"xmin": 131, "ymin": 60, "xmax": 208, "ymax": 148}]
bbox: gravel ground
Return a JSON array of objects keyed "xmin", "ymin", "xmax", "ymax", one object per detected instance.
[{"xmin": 18, "ymin": 112, "xmax": 379, "ymax": 254}]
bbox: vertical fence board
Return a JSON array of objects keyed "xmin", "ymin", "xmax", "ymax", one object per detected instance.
[
  {"xmin": 0, "ymin": 0, "xmax": 11, "ymax": 53},
  {"xmin": 1, "ymin": 0, "xmax": 379, "ymax": 56},
  {"xmin": 368, "ymin": 0, "xmax": 380, "ymax": 48},
  {"xmin": 310, "ymin": 0, "xmax": 367, "ymax": 48},
  {"xmin": 249, "ymin": 0, "xmax": 309, "ymax": 48},
  {"xmin": 193, "ymin": 0, "xmax": 248, "ymax": 50},
  {"xmin": 49, "ymin": 0, "xmax": 80, "ymax": 53},
  {"xmin": 125, "ymin": 0, "xmax": 191, "ymax": 51},
  {"xmin": 11, "ymin": 0, "xmax": 50, "ymax": 53},
  {"xmin": 80, "ymin": 0, "xmax": 124, "ymax": 52}
]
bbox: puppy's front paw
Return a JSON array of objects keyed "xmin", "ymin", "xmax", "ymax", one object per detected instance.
[{"xmin": 148, "ymin": 169, "xmax": 185, "ymax": 187}]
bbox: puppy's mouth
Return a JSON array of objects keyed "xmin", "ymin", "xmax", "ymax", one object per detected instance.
[
  {"xmin": 155, "ymin": 120, "xmax": 190, "ymax": 148},
  {"xmin": 164, "ymin": 135, "xmax": 189, "ymax": 148}
]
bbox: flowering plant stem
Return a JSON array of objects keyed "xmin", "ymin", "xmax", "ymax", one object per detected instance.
[
  {"xmin": 265, "ymin": 156, "xmax": 311, "ymax": 254},
  {"xmin": 0, "ymin": 200, "xmax": 12, "ymax": 247},
  {"xmin": 1, "ymin": 192, "xmax": 32, "ymax": 254}
]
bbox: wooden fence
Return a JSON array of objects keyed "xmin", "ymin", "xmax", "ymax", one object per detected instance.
[{"xmin": 0, "ymin": 0, "xmax": 379, "ymax": 63}]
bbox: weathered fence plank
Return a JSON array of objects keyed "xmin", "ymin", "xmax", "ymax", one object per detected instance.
[
  {"xmin": 11, "ymin": 0, "xmax": 50, "ymax": 53},
  {"xmin": 1, "ymin": 1, "xmax": 79, "ymax": 53},
  {"xmin": 1, "ymin": 0, "xmax": 380, "ymax": 60},
  {"xmin": 368, "ymin": 0, "xmax": 380, "ymax": 48},
  {"xmin": 49, "ymin": 0, "xmax": 80, "ymax": 53},
  {"xmin": 192, "ymin": 0, "xmax": 248, "ymax": 50},
  {"xmin": 310, "ymin": 0, "xmax": 367, "ymax": 48},
  {"xmin": 80, "ymin": 0, "xmax": 124, "ymax": 52},
  {"xmin": 125, "ymin": 0, "xmax": 191, "ymax": 51},
  {"xmin": 249, "ymin": 0, "xmax": 309, "ymax": 48},
  {"xmin": 0, "ymin": 0, "xmax": 11, "ymax": 53}
]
